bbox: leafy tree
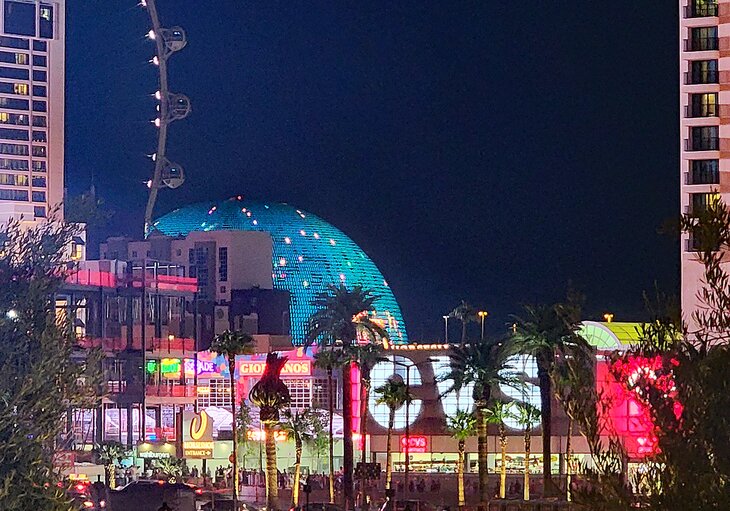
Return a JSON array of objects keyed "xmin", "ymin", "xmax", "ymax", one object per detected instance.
[
  {"xmin": 485, "ymin": 400, "xmax": 515, "ymax": 499},
  {"xmin": 313, "ymin": 348, "xmax": 348, "ymax": 504},
  {"xmin": 307, "ymin": 284, "xmax": 387, "ymax": 510},
  {"xmin": 449, "ymin": 300, "xmax": 478, "ymax": 346},
  {"xmin": 447, "ymin": 409, "xmax": 476, "ymax": 510},
  {"xmin": 375, "ymin": 377, "xmax": 412, "ymax": 491},
  {"xmin": 513, "ymin": 403, "xmax": 540, "ymax": 501},
  {"xmin": 441, "ymin": 338, "xmax": 518, "ymax": 506},
  {"xmin": 281, "ymin": 408, "xmax": 326, "ymax": 507},
  {"xmin": 236, "ymin": 399, "xmax": 253, "ymax": 469},
  {"xmin": 249, "ymin": 353, "xmax": 291, "ymax": 511},
  {"xmin": 64, "ymin": 189, "xmax": 114, "ymax": 229},
  {"xmin": 154, "ymin": 457, "xmax": 186, "ymax": 482},
  {"xmin": 211, "ymin": 330, "xmax": 255, "ymax": 507},
  {"xmin": 0, "ymin": 219, "xmax": 102, "ymax": 509},
  {"xmin": 94, "ymin": 442, "xmax": 130, "ymax": 489},
  {"xmin": 511, "ymin": 300, "xmax": 585, "ymax": 494}
]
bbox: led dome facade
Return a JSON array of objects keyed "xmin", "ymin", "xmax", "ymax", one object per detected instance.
[{"xmin": 153, "ymin": 197, "xmax": 408, "ymax": 344}]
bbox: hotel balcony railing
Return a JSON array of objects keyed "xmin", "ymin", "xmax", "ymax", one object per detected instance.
[
  {"xmin": 684, "ymin": 3, "xmax": 718, "ymax": 18},
  {"xmin": 684, "ymin": 38, "xmax": 719, "ymax": 52},
  {"xmin": 77, "ymin": 336, "xmax": 196, "ymax": 352},
  {"xmin": 684, "ymin": 70, "xmax": 719, "ymax": 84},
  {"xmin": 146, "ymin": 384, "xmax": 197, "ymax": 398},
  {"xmin": 685, "ymin": 137, "xmax": 719, "ymax": 151},
  {"xmin": 685, "ymin": 103, "xmax": 718, "ymax": 118},
  {"xmin": 685, "ymin": 170, "xmax": 720, "ymax": 185}
]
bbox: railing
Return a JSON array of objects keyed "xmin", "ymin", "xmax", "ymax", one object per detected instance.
[
  {"xmin": 146, "ymin": 384, "xmax": 197, "ymax": 397},
  {"xmin": 76, "ymin": 336, "xmax": 196, "ymax": 352},
  {"xmin": 684, "ymin": 3, "xmax": 719, "ymax": 18},
  {"xmin": 684, "ymin": 70, "xmax": 719, "ymax": 84},
  {"xmin": 685, "ymin": 103, "xmax": 718, "ymax": 118},
  {"xmin": 684, "ymin": 37, "xmax": 719, "ymax": 52},
  {"xmin": 686, "ymin": 169, "xmax": 719, "ymax": 185},
  {"xmin": 685, "ymin": 137, "xmax": 719, "ymax": 151}
]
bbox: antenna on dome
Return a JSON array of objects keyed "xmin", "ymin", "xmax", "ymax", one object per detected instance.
[{"xmin": 141, "ymin": 0, "xmax": 191, "ymax": 235}]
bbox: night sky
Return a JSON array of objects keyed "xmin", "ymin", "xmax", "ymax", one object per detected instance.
[{"xmin": 65, "ymin": 3, "xmax": 678, "ymax": 340}]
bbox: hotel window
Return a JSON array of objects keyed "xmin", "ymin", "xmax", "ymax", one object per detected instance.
[
  {"xmin": 0, "ymin": 113, "xmax": 28, "ymax": 125},
  {"xmin": 31, "ymin": 145, "xmax": 45, "ymax": 157},
  {"xmin": 689, "ymin": 93, "xmax": 718, "ymax": 117},
  {"xmin": 32, "ymin": 115, "xmax": 45, "ymax": 127},
  {"xmin": 39, "ymin": 5, "xmax": 53, "ymax": 39},
  {"xmin": 31, "ymin": 160, "xmax": 44, "ymax": 172},
  {"xmin": 12, "ymin": 83, "xmax": 27, "ymax": 95},
  {"xmin": 32, "ymin": 85, "xmax": 45, "ymax": 97},
  {"xmin": 32, "ymin": 40, "xmax": 46, "ymax": 52},
  {"xmin": 0, "ymin": 189, "xmax": 28, "ymax": 201},
  {"xmin": 196, "ymin": 378, "xmax": 231, "ymax": 409},
  {"xmin": 32, "ymin": 55, "xmax": 45, "ymax": 67},
  {"xmin": 0, "ymin": 66, "xmax": 27, "ymax": 80},
  {"xmin": 689, "ymin": 60, "xmax": 718, "ymax": 84},
  {"xmin": 691, "ymin": 192, "xmax": 720, "ymax": 215},
  {"xmin": 31, "ymin": 191, "xmax": 45, "ymax": 202},
  {"xmin": 690, "ymin": 160, "xmax": 719, "ymax": 185},
  {"xmin": 4, "ymin": 2, "xmax": 36, "ymax": 37},
  {"xmin": 0, "ymin": 97, "xmax": 28, "ymax": 110},
  {"xmin": 688, "ymin": 27, "xmax": 718, "ymax": 51},
  {"xmin": 0, "ymin": 173, "xmax": 23, "ymax": 185},
  {"xmin": 312, "ymin": 378, "xmax": 331, "ymax": 408},
  {"xmin": 690, "ymin": 125, "xmax": 719, "ymax": 151},
  {"xmin": 31, "ymin": 130, "xmax": 45, "ymax": 142},
  {"xmin": 32, "ymin": 100, "xmax": 46, "ymax": 112},
  {"xmin": 0, "ymin": 128, "xmax": 28, "ymax": 141},
  {"xmin": 687, "ymin": 0, "xmax": 718, "ymax": 18},
  {"xmin": 31, "ymin": 175, "xmax": 45, "ymax": 188},
  {"xmin": 0, "ymin": 51, "xmax": 26, "ymax": 64},
  {"xmin": 32, "ymin": 70, "xmax": 45, "ymax": 82},
  {"xmin": 0, "ymin": 158, "xmax": 27, "ymax": 170},
  {"xmin": 33, "ymin": 205, "xmax": 44, "ymax": 218},
  {"xmin": 284, "ymin": 379, "xmax": 312, "ymax": 410},
  {"xmin": 0, "ymin": 143, "xmax": 27, "ymax": 155},
  {"xmin": 218, "ymin": 246, "xmax": 228, "ymax": 282},
  {"xmin": 0, "ymin": 36, "xmax": 28, "ymax": 50}
]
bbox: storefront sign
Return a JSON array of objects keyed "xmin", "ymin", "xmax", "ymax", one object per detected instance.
[
  {"xmin": 161, "ymin": 358, "xmax": 181, "ymax": 378},
  {"xmin": 400, "ymin": 435, "xmax": 428, "ymax": 453},
  {"xmin": 182, "ymin": 410, "xmax": 214, "ymax": 458},
  {"xmin": 184, "ymin": 358, "xmax": 216, "ymax": 377},
  {"xmin": 137, "ymin": 442, "xmax": 176, "ymax": 459},
  {"xmin": 238, "ymin": 360, "xmax": 312, "ymax": 376},
  {"xmin": 246, "ymin": 429, "xmax": 288, "ymax": 442}
]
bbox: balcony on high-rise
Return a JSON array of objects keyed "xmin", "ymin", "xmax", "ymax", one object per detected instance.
[
  {"xmin": 685, "ymin": 1, "xmax": 718, "ymax": 18},
  {"xmin": 685, "ymin": 27, "xmax": 719, "ymax": 51}
]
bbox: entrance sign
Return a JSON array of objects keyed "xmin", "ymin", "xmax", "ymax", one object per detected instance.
[{"xmin": 182, "ymin": 410, "xmax": 214, "ymax": 458}]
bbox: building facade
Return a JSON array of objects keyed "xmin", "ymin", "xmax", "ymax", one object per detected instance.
[{"xmin": 0, "ymin": 0, "xmax": 62, "ymax": 223}]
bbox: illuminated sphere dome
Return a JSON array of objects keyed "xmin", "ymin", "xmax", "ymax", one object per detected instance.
[{"xmin": 153, "ymin": 196, "xmax": 408, "ymax": 344}]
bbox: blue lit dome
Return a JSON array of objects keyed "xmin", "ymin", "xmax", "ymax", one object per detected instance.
[{"xmin": 153, "ymin": 197, "xmax": 408, "ymax": 344}]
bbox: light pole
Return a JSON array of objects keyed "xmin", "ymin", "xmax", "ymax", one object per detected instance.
[
  {"xmin": 478, "ymin": 311, "xmax": 488, "ymax": 340},
  {"xmin": 391, "ymin": 358, "xmax": 433, "ymax": 496},
  {"xmin": 442, "ymin": 315, "xmax": 450, "ymax": 343}
]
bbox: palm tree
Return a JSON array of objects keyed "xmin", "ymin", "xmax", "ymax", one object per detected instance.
[
  {"xmin": 307, "ymin": 284, "xmax": 388, "ymax": 510},
  {"xmin": 442, "ymin": 338, "xmax": 519, "ymax": 506},
  {"xmin": 375, "ymin": 376, "xmax": 412, "ymax": 491},
  {"xmin": 94, "ymin": 442, "xmax": 128, "ymax": 489},
  {"xmin": 347, "ymin": 342, "xmax": 386, "ymax": 509},
  {"xmin": 485, "ymin": 400, "xmax": 515, "ymax": 499},
  {"xmin": 281, "ymin": 408, "xmax": 326, "ymax": 508},
  {"xmin": 449, "ymin": 300, "xmax": 478, "ymax": 346},
  {"xmin": 211, "ymin": 330, "xmax": 256, "ymax": 507},
  {"xmin": 447, "ymin": 410, "xmax": 477, "ymax": 510},
  {"xmin": 513, "ymin": 402, "xmax": 540, "ymax": 501},
  {"xmin": 313, "ymin": 348, "xmax": 348, "ymax": 504},
  {"xmin": 249, "ymin": 353, "xmax": 291, "ymax": 511},
  {"xmin": 511, "ymin": 303, "xmax": 585, "ymax": 494}
]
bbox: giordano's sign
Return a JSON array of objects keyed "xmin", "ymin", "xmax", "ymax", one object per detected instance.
[{"xmin": 182, "ymin": 410, "xmax": 214, "ymax": 459}]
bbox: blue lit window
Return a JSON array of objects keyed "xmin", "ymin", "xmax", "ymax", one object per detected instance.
[
  {"xmin": 4, "ymin": 2, "xmax": 35, "ymax": 37},
  {"xmin": 31, "ymin": 190, "xmax": 45, "ymax": 202}
]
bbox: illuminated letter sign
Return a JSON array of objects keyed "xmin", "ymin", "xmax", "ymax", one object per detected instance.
[
  {"xmin": 182, "ymin": 410, "xmax": 214, "ymax": 458},
  {"xmin": 183, "ymin": 358, "xmax": 216, "ymax": 377},
  {"xmin": 400, "ymin": 435, "xmax": 428, "ymax": 453},
  {"xmin": 238, "ymin": 360, "xmax": 311, "ymax": 377}
]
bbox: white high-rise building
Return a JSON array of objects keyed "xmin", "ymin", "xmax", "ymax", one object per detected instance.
[{"xmin": 0, "ymin": 0, "xmax": 62, "ymax": 224}]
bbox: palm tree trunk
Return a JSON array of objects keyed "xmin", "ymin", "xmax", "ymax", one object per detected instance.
[
  {"xmin": 293, "ymin": 438, "xmax": 303, "ymax": 507},
  {"xmin": 566, "ymin": 418, "xmax": 572, "ymax": 502},
  {"xmin": 230, "ymin": 355, "xmax": 239, "ymax": 508},
  {"xmin": 265, "ymin": 422, "xmax": 279, "ymax": 511},
  {"xmin": 342, "ymin": 362, "xmax": 354, "ymax": 510},
  {"xmin": 499, "ymin": 424, "xmax": 506, "ymax": 499},
  {"xmin": 328, "ymin": 369, "xmax": 335, "ymax": 504},
  {"xmin": 537, "ymin": 359, "xmax": 552, "ymax": 493},
  {"xmin": 460, "ymin": 321, "xmax": 467, "ymax": 346},
  {"xmin": 524, "ymin": 431, "xmax": 530, "ymax": 501},
  {"xmin": 476, "ymin": 406, "xmax": 488, "ymax": 506},
  {"xmin": 457, "ymin": 439, "xmax": 465, "ymax": 510},
  {"xmin": 360, "ymin": 374, "xmax": 370, "ymax": 510},
  {"xmin": 385, "ymin": 409, "xmax": 394, "ymax": 490}
]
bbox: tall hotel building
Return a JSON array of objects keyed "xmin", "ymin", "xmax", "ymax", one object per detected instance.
[
  {"xmin": 680, "ymin": 0, "xmax": 724, "ymax": 320},
  {"xmin": 0, "ymin": 0, "xmax": 62, "ymax": 224}
]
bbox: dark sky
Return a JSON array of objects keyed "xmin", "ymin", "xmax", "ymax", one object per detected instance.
[{"xmin": 65, "ymin": 2, "xmax": 679, "ymax": 340}]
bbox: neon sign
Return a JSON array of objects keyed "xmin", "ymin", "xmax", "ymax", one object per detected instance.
[
  {"xmin": 238, "ymin": 360, "xmax": 311, "ymax": 376},
  {"xmin": 400, "ymin": 435, "xmax": 428, "ymax": 453},
  {"xmin": 183, "ymin": 358, "xmax": 216, "ymax": 376},
  {"xmin": 246, "ymin": 430, "xmax": 288, "ymax": 442}
]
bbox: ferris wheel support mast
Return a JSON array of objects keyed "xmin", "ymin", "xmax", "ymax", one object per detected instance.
[{"xmin": 142, "ymin": 0, "xmax": 190, "ymax": 234}]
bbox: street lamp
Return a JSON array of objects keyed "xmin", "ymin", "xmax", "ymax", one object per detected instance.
[
  {"xmin": 442, "ymin": 315, "xmax": 450, "ymax": 343},
  {"xmin": 478, "ymin": 311, "xmax": 488, "ymax": 340},
  {"xmin": 391, "ymin": 357, "xmax": 433, "ymax": 496}
]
